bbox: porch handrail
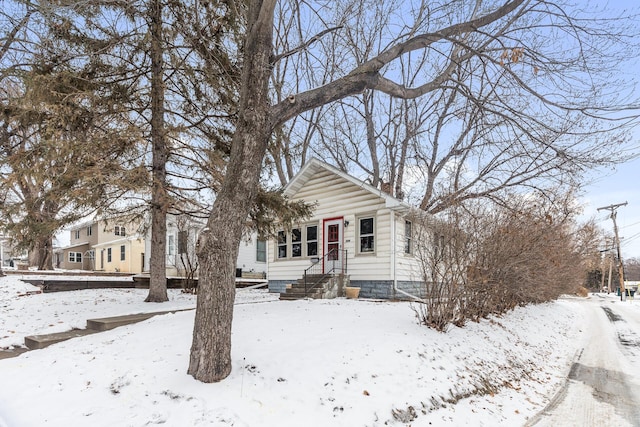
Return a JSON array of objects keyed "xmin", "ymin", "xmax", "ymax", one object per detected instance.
[{"xmin": 303, "ymin": 248, "xmax": 347, "ymax": 296}]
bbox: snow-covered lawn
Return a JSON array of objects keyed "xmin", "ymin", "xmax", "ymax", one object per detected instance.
[{"xmin": 0, "ymin": 276, "xmax": 587, "ymax": 426}]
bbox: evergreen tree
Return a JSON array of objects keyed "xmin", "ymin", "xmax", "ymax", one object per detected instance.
[{"xmin": 0, "ymin": 40, "xmax": 146, "ymax": 269}]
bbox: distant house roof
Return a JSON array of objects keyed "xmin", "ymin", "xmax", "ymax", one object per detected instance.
[
  {"xmin": 57, "ymin": 241, "xmax": 91, "ymax": 251},
  {"xmin": 92, "ymin": 236, "xmax": 140, "ymax": 248},
  {"xmin": 284, "ymin": 158, "xmax": 412, "ymax": 213}
]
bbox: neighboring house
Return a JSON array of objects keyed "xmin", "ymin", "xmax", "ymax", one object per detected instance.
[
  {"xmin": 1, "ymin": 235, "xmax": 28, "ymax": 267},
  {"xmin": 142, "ymin": 213, "xmax": 267, "ymax": 280},
  {"xmin": 268, "ymin": 158, "xmax": 428, "ymax": 299},
  {"xmin": 237, "ymin": 233, "xmax": 268, "ymax": 279},
  {"xmin": 57, "ymin": 218, "xmax": 145, "ymax": 273},
  {"xmin": 143, "ymin": 213, "xmax": 203, "ymax": 278}
]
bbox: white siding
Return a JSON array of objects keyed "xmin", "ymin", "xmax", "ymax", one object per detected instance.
[
  {"xmin": 269, "ymin": 170, "xmax": 396, "ymax": 281},
  {"xmin": 237, "ymin": 233, "xmax": 267, "ymax": 275},
  {"xmin": 393, "ymin": 212, "xmax": 424, "ymax": 282}
]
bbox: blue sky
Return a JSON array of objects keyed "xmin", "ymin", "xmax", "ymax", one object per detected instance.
[
  {"xmin": 577, "ymin": 0, "xmax": 640, "ymax": 259},
  {"xmin": 581, "ymin": 148, "xmax": 640, "ymax": 260}
]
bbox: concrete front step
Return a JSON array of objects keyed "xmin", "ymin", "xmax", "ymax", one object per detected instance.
[
  {"xmin": 279, "ymin": 289, "xmax": 325, "ymax": 300},
  {"xmin": 293, "ymin": 283, "xmax": 328, "ymax": 289},
  {"xmin": 279, "ymin": 293, "xmax": 323, "ymax": 300}
]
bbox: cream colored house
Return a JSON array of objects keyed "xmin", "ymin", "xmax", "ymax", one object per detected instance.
[
  {"xmin": 139, "ymin": 213, "xmax": 266, "ymax": 279},
  {"xmin": 57, "ymin": 218, "xmax": 145, "ymax": 273},
  {"xmin": 268, "ymin": 158, "xmax": 428, "ymax": 299}
]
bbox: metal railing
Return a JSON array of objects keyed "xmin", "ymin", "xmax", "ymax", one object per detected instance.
[{"xmin": 303, "ymin": 249, "xmax": 347, "ymax": 296}]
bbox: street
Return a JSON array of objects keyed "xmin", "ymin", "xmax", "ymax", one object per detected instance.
[{"xmin": 528, "ymin": 294, "xmax": 640, "ymax": 427}]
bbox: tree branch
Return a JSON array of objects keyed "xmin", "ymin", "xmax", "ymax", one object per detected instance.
[
  {"xmin": 270, "ymin": 0, "xmax": 525, "ymax": 127},
  {"xmin": 271, "ymin": 25, "xmax": 343, "ymax": 65}
]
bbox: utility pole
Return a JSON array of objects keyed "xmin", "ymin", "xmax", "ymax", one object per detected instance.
[
  {"xmin": 599, "ymin": 241, "xmax": 614, "ymax": 293},
  {"xmin": 607, "ymin": 253, "xmax": 613, "ymax": 294},
  {"xmin": 598, "ymin": 202, "xmax": 627, "ymax": 300}
]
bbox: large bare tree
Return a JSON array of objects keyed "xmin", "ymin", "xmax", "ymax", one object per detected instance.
[
  {"xmin": 296, "ymin": 0, "xmax": 639, "ymax": 211},
  {"xmin": 189, "ymin": 0, "xmax": 639, "ymax": 382}
]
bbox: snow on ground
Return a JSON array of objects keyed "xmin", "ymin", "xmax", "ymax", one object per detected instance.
[
  {"xmin": 0, "ymin": 276, "xmax": 589, "ymax": 426},
  {"xmin": 0, "ymin": 275, "xmax": 273, "ymax": 350}
]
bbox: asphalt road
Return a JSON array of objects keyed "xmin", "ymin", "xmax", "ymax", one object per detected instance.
[{"xmin": 528, "ymin": 294, "xmax": 640, "ymax": 427}]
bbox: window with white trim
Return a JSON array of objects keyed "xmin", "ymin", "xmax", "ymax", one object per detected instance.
[
  {"xmin": 86, "ymin": 225, "xmax": 92, "ymax": 236},
  {"xmin": 168, "ymin": 234, "xmax": 175, "ymax": 255},
  {"xmin": 256, "ymin": 239, "xmax": 266, "ymax": 262},
  {"xmin": 291, "ymin": 228, "xmax": 302, "ymax": 258},
  {"xmin": 107, "ymin": 248, "xmax": 112, "ymax": 262},
  {"xmin": 69, "ymin": 252, "xmax": 82, "ymax": 263},
  {"xmin": 359, "ymin": 217, "xmax": 375, "ymax": 253},
  {"xmin": 277, "ymin": 223, "xmax": 319, "ymax": 259},
  {"xmin": 277, "ymin": 230, "xmax": 287, "ymax": 258},
  {"xmin": 404, "ymin": 220, "xmax": 412, "ymax": 254},
  {"xmin": 120, "ymin": 245, "xmax": 125, "ymax": 261},
  {"xmin": 306, "ymin": 225, "xmax": 318, "ymax": 256},
  {"xmin": 74, "ymin": 230, "xmax": 80, "ymax": 239},
  {"xmin": 114, "ymin": 226, "xmax": 126, "ymax": 236}
]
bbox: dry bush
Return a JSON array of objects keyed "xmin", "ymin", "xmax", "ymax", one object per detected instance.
[
  {"xmin": 576, "ymin": 287, "xmax": 589, "ymax": 297},
  {"xmin": 413, "ymin": 191, "xmax": 598, "ymax": 331}
]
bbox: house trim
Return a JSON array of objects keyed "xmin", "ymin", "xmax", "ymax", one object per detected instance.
[{"xmin": 285, "ymin": 158, "xmax": 412, "ymax": 213}]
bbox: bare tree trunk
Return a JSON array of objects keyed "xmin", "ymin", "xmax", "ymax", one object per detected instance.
[
  {"xmin": 188, "ymin": 0, "xmax": 275, "ymax": 383},
  {"xmin": 146, "ymin": 0, "xmax": 169, "ymax": 303},
  {"xmin": 31, "ymin": 235, "xmax": 53, "ymax": 270}
]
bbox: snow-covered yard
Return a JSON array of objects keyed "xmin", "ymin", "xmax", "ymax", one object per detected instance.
[{"xmin": 0, "ymin": 275, "xmax": 588, "ymax": 426}]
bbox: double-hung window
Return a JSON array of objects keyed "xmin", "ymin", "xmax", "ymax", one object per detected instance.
[
  {"xmin": 359, "ymin": 217, "xmax": 375, "ymax": 253},
  {"xmin": 277, "ymin": 231, "xmax": 287, "ymax": 259},
  {"xmin": 107, "ymin": 248, "xmax": 112, "ymax": 262},
  {"xmin": 69, "ymin": 252, "xmax": 82, "ymax": 263},
  {"xmin": 291, "ymin": 228, "xmax": 302, "ymax": 258},
  {"xmin": 114, "ymin": 226, "xmax": 126, "ymax": 236},
  {"xmin": 306, "ymin": 225, "xmax": 318, "ymax": 256},
  {"xmin": 120, "ymin": 245, "xmax": 126, "ymax": 261},
  {"xmin": 256, "ymin": 239, "xmax": 266, "ymax": 262},
  {"xmin": 404, "ymin": 220, "xmax": 412, "ymax": 254},
  {"xmin": 168, "ymin": 235, "xmax": 175, "ymax": 256}
]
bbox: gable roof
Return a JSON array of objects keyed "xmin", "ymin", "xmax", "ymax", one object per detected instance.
[{"xmin": 284, "ymin": 158, "xmax": 412, "ymax": 213}]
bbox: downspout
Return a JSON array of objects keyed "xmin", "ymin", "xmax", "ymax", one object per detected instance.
[{"xmin": 391, "ymin": 210, "xmax": 425, "ymax": 302}]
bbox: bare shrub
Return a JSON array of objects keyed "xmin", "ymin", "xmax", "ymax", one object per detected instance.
[{"xmin": 413, "ymin": 191, "xmax": 596, "ymax": 331}]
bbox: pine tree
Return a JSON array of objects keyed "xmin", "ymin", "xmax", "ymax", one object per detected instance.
[{"xmin": 0, "ymin": 42, "xmax": 146, "ymax": 269}]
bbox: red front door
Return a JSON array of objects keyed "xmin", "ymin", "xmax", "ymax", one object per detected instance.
[{"xmin": 323, "ymin": 218, "xmax": 343, "ymax": 273}]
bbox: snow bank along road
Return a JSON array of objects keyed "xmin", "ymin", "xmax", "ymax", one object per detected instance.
[{"xmin": 529, "ymin": 294, "xmax": 640, "ymax": 427}]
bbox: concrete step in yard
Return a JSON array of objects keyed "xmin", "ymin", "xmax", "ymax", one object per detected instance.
[
  {"xmin": 86, "ymin": 310, "xmax": 180, "ymax": 331},
  {"xmin": 24, "ymin": 328, "xmax": 97, "ymax": 350},
  {"xmin": 19, "ymin": 309, "xmax": 192, "ymax": 351},
  {"xmin": 0, "ymin": 347, "xmax": 29, "ymax": 360}
]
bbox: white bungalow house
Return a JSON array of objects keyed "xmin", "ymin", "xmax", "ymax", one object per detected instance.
[{"xmin": 268, "ymin": 158, "xmax": 428, "ymax": 299}]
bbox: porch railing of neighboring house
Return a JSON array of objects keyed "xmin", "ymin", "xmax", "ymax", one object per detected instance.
[{"xmin": 303, "ymin": 248, "xmax": 348, "ymax": 296}]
